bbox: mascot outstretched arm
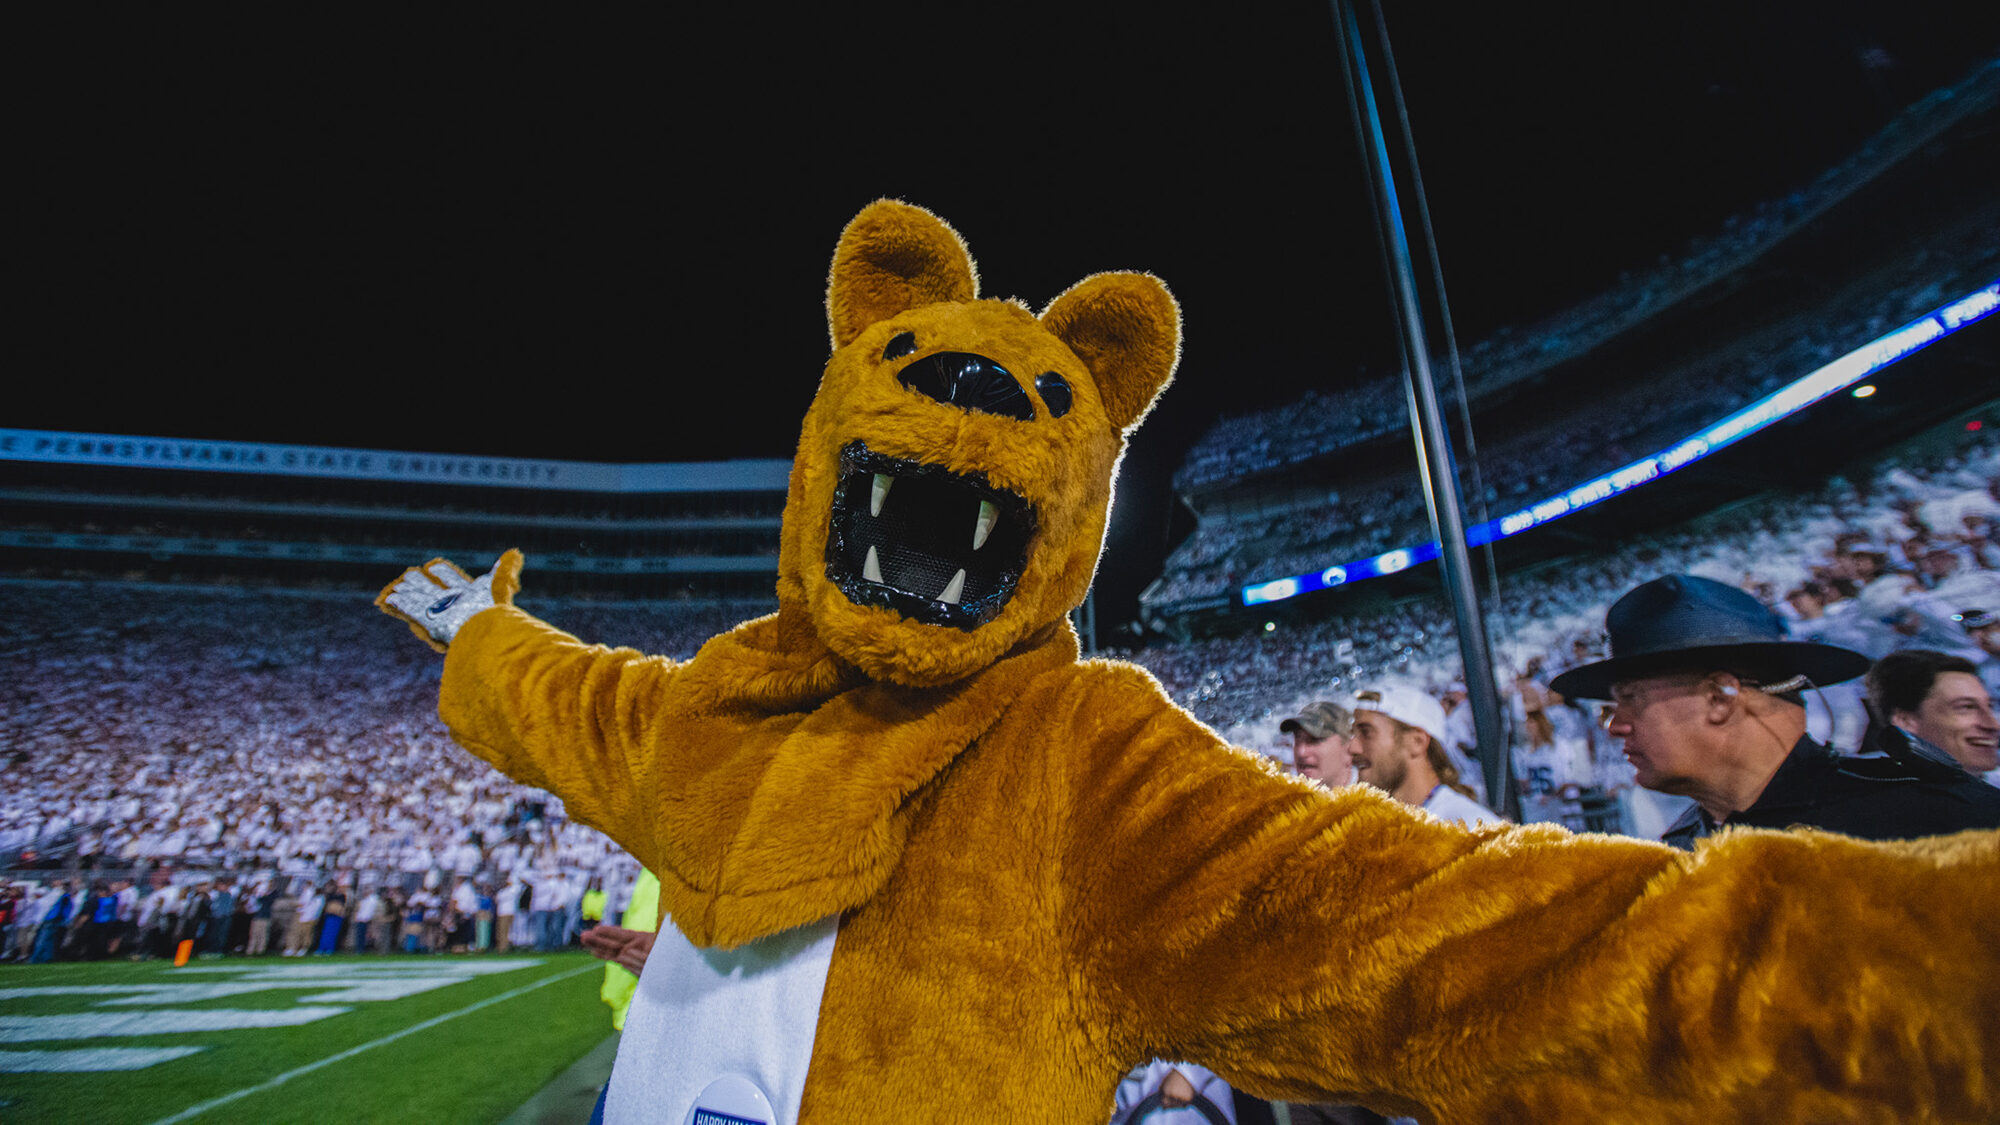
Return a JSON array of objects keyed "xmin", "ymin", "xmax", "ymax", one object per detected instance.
[{"xmin": 381, "ymin": 201, "xmax": 1998, "ymax": 1125}]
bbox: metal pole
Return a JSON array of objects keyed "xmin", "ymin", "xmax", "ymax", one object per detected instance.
[
  {"xmin": 1333, "ymin": 0, "xmax": 1517, "ymax": 818},
  {"xmin": 1365, "ymin": 6, "xmax": 1507, "ymax": 615},
  {"xmin": 1073, "ymin": 589, "xmax": 1098, "ymax": 654}
]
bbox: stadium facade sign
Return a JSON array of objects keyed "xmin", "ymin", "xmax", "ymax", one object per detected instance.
[
  {"xmin": 1242, "ymin": 277, "xmax": 1999, "ymax": 607},
  {"xmin": 0, "ymin": 431, "xmax": 793, "ymax": 494}
]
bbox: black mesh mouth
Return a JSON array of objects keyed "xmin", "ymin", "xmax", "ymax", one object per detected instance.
[{"xmin": 825, "ymin": 441, "xmax": 1036, "ymax": 630}]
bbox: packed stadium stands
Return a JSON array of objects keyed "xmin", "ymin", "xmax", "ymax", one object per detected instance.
[
  {"xmin": 1145, "ymin": 252, "xmax": 1997, "ymax": 613},
  {"xmin": 0, "ymin": 578, "xmax": 759, "ymax": 888},
  {"xmin": 1146, "ymin": 59, "xmax": 1999, "ymax": 627},
  {"xmin": 1119, "ymin": 426, "xmax": 1998, "ymax": 740},
  {"xmin": 5, "ymin": 420, "xmax": 1991, "ymax": 908},
  {"xmin": 0, "ymin": 431, "xmax": 797, "ymax": 957}
]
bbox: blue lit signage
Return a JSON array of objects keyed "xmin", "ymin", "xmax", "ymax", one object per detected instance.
[{"xmin": 1239, "ymin": 279, "xmax": 1998, "ymax": 607}]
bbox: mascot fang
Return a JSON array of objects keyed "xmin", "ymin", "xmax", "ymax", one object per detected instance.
[{"xmin": 382, "ymin": 200, "xmax": 2000, "ymax": 1124}]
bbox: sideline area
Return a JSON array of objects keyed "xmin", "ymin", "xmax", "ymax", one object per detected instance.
[
  {"xmin": 0, "ymin": 953, "xmax": 611, "ymax": 1124},
  {"xmin": 499, "ymin": 1032, "xmax": 619, "ymax": 1125}
]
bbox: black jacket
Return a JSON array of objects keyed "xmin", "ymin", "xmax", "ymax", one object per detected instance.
[{"xmin": 1664, "ymin": 736, "xmax": 2000, "ymax": 850}]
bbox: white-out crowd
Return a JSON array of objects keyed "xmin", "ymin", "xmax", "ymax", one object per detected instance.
[
  {"xmin": 0, "ymin": 586, "xmax": 754, "ymax": 961},
  {"xmin": 1119, "ymin": 431, "xmax": 2000, "ymax": 830},
  {"xmin": 1151, "ymin": 249, "xmax": 1994, "ymax": 613},
  {"xmin": 1, "ymin": 432, "xmax": 1995, "ymax": 962}
]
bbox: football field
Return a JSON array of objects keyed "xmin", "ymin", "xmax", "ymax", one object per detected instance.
[{"xmin": 0, "ymin": 952, "xmax": 612, "ymax": 1124}]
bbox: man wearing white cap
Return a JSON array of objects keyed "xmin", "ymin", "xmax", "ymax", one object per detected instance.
[{"xmin": 1349, "ymin": 684, "xmax": 1502, "ymax": 828}]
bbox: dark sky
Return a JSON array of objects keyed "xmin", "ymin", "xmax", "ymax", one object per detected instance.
[{"xmin": 20, "ymin": 3, "xmax": 2000, "ymax": 625}]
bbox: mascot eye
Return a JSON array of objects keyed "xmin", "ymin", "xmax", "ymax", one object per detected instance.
[
  {"xmin": 1035, "ymin": 372, "xmax": 1072, "ymax": 418},
  {"xmin": 883, "ymin": 332, "xmax": 918, "ymax": 361}
]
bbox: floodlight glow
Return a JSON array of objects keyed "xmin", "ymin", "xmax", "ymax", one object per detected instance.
[
  {"xmin": 1237, "ymin": 278, "xmax": 1998, "ymax": 607},
  {"xmin": 1851, "ymin": 384, "xmax": 1877, "ymax": 398}
]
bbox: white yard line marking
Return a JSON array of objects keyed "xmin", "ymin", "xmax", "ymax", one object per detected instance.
[
  {"xmin": 5, "ymin": 967, "xmax": 531, "ymax": 1014},
  {"xmin": 173, "ymin": 958, "xmax": 547, "ymax": 979},
  {"xmin": 0, "ymin": 1047, "xmax": 207, "ymax": 1073},
  {"xmin": 2, "ymin": 1007, "xmax": 351, "ymax": 1042},
  {"xmin": 146, "ymin": 961, "xmax": 600, "ymax": 1125}
]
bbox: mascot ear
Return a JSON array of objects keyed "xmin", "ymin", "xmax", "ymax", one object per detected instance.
[
  {"xmin": 1041, "ymin": 272, "xmax": 1180, "ymax": 433},
  {"xmin": 827, "ymin": 200, "xmax": 980, "ymax": 349}
]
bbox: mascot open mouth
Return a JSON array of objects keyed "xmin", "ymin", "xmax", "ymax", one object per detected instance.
[{"xmin": 825, "ymin": 441, "xmax": 1036, "ymax": 630}]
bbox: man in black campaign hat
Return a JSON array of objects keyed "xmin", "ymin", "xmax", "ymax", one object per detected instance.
[{"xmin": 1550, "ymin": 575, "xmax": 2000, "ymax": 849}]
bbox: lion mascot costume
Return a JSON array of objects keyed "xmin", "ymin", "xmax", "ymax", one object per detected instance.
[{"xmin": 382, "ymin": 200, "xmax": 1998, "ymax": 1124}]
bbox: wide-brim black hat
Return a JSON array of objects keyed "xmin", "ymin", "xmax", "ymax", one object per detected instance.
[{"xmin": 1548, "ymin": 574, "xmax": 1871, "ymax": 701}]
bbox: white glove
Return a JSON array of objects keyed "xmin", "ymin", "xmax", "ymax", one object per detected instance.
[{"xmin": 377, "ymin": 551, "xmax": 522, "ymax": 653}]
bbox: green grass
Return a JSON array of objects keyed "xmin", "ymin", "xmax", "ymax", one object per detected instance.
[{"xmin": 0, "ymin": 952, "xmax": 614, "ymax": 1124}]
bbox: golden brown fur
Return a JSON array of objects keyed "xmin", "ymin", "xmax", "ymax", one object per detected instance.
[{"xmin": 399, "ymin": 201, "xmax": 1999, "ymax": 1123}]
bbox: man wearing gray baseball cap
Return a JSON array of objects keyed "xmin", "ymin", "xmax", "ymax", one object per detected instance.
[
  {"xmin": 1550, "ymin": 574, "xmax": 2000, "ymax": 849},
  {"xmin": 1279, "ymin": 701, "xmax": 1358, "ymax": 789}
]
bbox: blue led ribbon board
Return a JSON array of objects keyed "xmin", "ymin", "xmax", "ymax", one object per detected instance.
[{"xmin": 1241, "ymin": 279, "xmax": 1998, "ymax": 607}]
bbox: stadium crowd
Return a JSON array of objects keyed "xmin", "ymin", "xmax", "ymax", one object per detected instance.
[
  {"xmin": 1150, "ymin": 245, "xmax": 1997, "ymax": 612},
  {"xmin": 0, "ymin": 859, "xmax": 661, "ymax": 965},
  {"xmin": 1118, "ymin": 431, "xmax": 2000, "ymax": 830},
  {"xmin": 5, "ymin": 434, "xmax": 1991, "ymax": 959},
  {"xmin": 3, "ymin": 426, "xmax": 1994, "ymax": 963},
  {"xmin": 0, "ymin": 586, "xmax": 762, "ymax": 962}
]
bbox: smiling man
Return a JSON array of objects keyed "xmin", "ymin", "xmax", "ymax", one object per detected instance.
[
  {"xmin": 1866, "ymin": 649, "xmax": 2000, "ymax": 778},
  {"xmin": 1551, "ymin": 575, "xmax": 2000, "ymax": 850},
  {"xmin": 1347, "ymin": 684, "xmax": 1499, "ymax": 828},
  {"xmin": 1279, "ymin": 701, "xmax": 1357, "ymax": 789}
]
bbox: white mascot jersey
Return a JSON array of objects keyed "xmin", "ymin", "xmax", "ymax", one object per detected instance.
[{"xmin": 605, "ymin": 916, "xmax": 840, "ymax": 1125}]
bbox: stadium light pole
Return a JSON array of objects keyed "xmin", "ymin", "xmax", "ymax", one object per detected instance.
[
  {"xmin": 1332, "ymin": 0, "xmax": 1517, "ymax": 818},
  {"xmin": 1072, "ymin": 589, "xmax": 1098, "ymax": 654}
]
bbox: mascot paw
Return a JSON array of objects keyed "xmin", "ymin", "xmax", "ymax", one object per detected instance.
[{"xmin": 376, "ymin": 549, "xmax": 523, "ymax": 652}]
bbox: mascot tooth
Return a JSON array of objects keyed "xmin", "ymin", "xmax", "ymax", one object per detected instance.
[{"xmin": 382, "ymin": 200, "xmax": 2000, "ymax": 1124}]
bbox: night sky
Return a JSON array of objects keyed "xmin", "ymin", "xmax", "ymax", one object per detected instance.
[{"xmin": 20, "ymin": 3, "xmax": 2000, "ymax": 624}]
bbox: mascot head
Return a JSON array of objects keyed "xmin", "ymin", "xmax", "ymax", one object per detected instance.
[{"xmin": 777, "ymin": 200, "xmax": 1180, "ymax": 687}]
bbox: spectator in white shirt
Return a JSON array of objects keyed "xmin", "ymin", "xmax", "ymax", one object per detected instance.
[
  {"xmin": 286, "ymin": 887, "xmax": 323, "ymax": 957},
  {"xmin": 352, "ymin": 888, "xmax": 382, "ymax": 954}
]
